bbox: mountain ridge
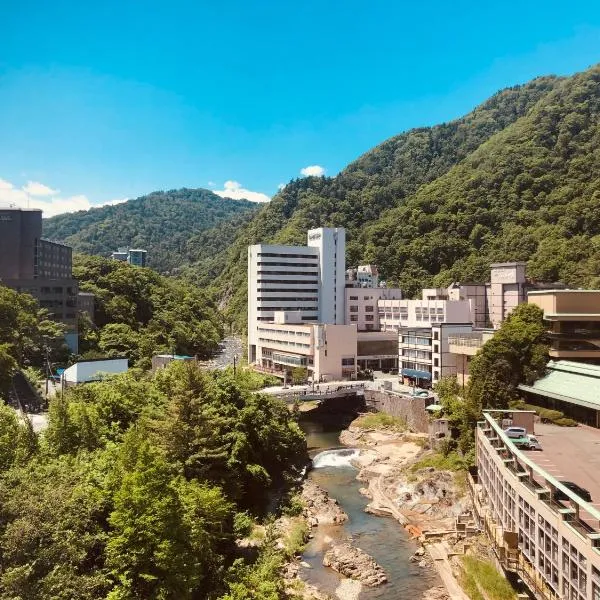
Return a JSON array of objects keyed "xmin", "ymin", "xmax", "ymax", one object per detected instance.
[{"xmin": 42, "ymin": 188, "xmax": 259, "ymax": 273}]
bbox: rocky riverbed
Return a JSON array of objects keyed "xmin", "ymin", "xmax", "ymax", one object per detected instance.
[{"xmin": 340, "ymin": 424, "xmax": 472, "ymax": 534}]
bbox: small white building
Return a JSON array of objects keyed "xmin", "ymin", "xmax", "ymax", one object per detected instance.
[{"xmin": 61, "ymin": 358, "xmax": 129, "ymax": 386}]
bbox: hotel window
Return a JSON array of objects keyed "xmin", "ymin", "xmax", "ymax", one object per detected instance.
[
  {"xmin": 350, "ymin": 315, "xmax": 358, "ymax": 322},
  {"xmin": 349, "ymin": 296, "xmax": 358, "ymax": 300},
  {"xmin": 365, "ymin": 315, "xmax": 374, "ymax": 321},
  {"xmin": 365, "ymin": 306, "xmax": 374, "ymax": 312},
  {"xmin": 350, "ymin": 306, "xmax": 358, "ymax": 313}
]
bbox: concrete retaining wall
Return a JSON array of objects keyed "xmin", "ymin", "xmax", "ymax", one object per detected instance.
[{"xmin": 364, "ymin": 390, "xmax": 429, "ymax": 433}]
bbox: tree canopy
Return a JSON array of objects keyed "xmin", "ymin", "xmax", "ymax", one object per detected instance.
[
  {"xmin": 0, "ymin": 362, "xmax": 306, "ymax": 599},
  {"xmin": 73, "ymin": 255, "xmax": 224, "ymax": 368},
  {"xmin": 42, "ymin": 188, "xmax": 259, "ymax": 274}
]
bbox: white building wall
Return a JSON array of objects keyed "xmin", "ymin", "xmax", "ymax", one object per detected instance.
[
  {"xmin": 431, "ymin": 323, "xmax": 474, "ymax": 382},
  {"xmin": 247, "ymin": 243, "xmax": 320, "ymax": 361},
  {"xmin": 307, "ymin": 228, "xmax": 345, "ymax": 325},
  {"xmin": 346, "ymin": 288, "xmax": 402, "ymax": 331},
  {"xmin": 313, "ymin": 324, "xmax": 357, "ymax": 381},
  {"xmin": 63, "ymin": 358, "xmax": 128, "ymax": 384},
  {"xmin": 379, "ymin": 298, "xmax": 472, "ymax": 330}
]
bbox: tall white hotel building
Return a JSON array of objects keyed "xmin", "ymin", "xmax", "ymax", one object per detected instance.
[{"xmin": 247, "ymin": 228, "xmax": 345, "ymax": 363}]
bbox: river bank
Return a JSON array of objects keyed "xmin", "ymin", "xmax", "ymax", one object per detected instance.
[
  {"xmin": 290, "ymin": 412, "xmax": 451, "ymax": 600},
  {"xmin": 340, "ymin": 422, "xmax": 472, "ymax": 536}
]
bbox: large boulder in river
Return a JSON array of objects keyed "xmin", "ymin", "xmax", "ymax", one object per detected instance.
[
  {"xmin": 323, "ymin": 542, "xmax": 387, "ymax": 586},
  {"xmin": 302, "ymin": 480, "xmax": 348, "ymax": 525}
]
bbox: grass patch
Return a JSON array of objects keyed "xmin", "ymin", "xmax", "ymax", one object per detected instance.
[
  {"xmin": 284, "ymin": 518, "xmax": 309, "ymax": 558},
  {"xmin": 410, "ymin": 451, "xmax": 468, "ymax": 473},
  {"xmin": 353, "ymin": 412, "xmax": 407, "ymax": 432},
  {"xmin": 459, "ymin": 555, "xmax": 516, "ymax": 600}
]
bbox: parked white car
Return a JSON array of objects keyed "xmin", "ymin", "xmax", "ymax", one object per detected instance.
[
  {"xmin": 503, "ymin": 426, "xmax": 527, "ymax": 439},
  {"xmin": 525, "ymin": 435, "xmax": 542, "ymax": 451}
]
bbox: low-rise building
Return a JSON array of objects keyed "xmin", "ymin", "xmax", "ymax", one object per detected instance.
[
  {"xmin": 345, "ymin": 287, "xmax": 402, "ymax": 332},
  {"xmin": 254, "ymin": 312, "xmax": 357, "ymax": 382},
  {"xmin": 448, "ymin": 329, "xmax": 496, "ymax": 387},
  {"xmin": 346, "ymin": 264, "xmax": 380, "ymax": 288},
  {"xmin": 518, "ymin": 360, "xmax": 600, "ymax": 428},
  {"xmin": 111, "ymin": 247, "xmax": 148, "ymax": 267},
  {"xmin": 475, "ymin": 410, "xmax": 600, "ymax": 600},
  {"xmin": 127, "ymin": 249, "xmax": 147, "ymax": 267},
  {"xmin": 61, "ymin": 358, "xmax": 128, "ymax": 386},
  {"xmin": 357, "ymin": 330, "xmax": 398, "ymax": 372},
  {"xmin": 151, "ymin": 354, "xmax": 197, "ymax": 372}
]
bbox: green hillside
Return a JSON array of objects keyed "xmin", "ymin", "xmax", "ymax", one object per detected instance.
[
  {"xmin": 43, "ymin": 188, "xmax": 259, "ymax": 273},
  {"xmin": 194, "ymin": 74, "xmax": 563, "ymax": 329},
  {"xmin": 363, "ymin": 65, "xmax": 600, "ymax": 295},
  {"xmin": 74, "ymin": 255, "xmax": 223, "ymax": 368}
]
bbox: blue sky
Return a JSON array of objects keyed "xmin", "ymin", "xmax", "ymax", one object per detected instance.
[{"xmin": 1, "ymin": 1, "xmax": 599, "ymax": 215}]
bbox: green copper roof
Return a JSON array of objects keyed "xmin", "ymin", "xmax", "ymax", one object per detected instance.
[{"xmin": 518, "ymin": 360, "xmax": 600, "ymax": 410}]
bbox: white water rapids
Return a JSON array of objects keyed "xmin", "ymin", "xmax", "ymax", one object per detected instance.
[{"xmin": 311, "ymin": 448, "xmax": 360, "ymax": 469}]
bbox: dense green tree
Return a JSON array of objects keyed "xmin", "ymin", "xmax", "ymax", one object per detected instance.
[
  {"xmin": 468, "ymin": 303, "xmax": 548, "ymax": 414},
  {"xmin": 106, "ymin": 430, "xmax": 234, "ymax": 600},
  {"xmin": 153, "ymin": 362, "xmax": 306, "ymax": 510},
  {"xmin": 73, "ymin": 255, "xmax": 223, "ymax": 367},
  {"xmin": 0, "ymin": 284, "xmax": 67, "ymax": 368},
  {"xmin": 0, "ymin": 454, "xmax": 112, "ymax": 600}
]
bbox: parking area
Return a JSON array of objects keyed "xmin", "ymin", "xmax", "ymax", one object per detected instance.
[{"xmin": 528, "ymin": 422, "xmax": 600, "ymax": 514}]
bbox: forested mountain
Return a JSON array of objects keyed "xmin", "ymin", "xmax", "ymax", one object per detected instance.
[
  {"xmin": 43, "ymin": 188, "xmax": 259, "ymax": 273},
  {"xmin": 190, "ymin": 74, "xmax": 564, "ymax": 327},
  {"xmin": 186, "ymin": 65, "xmax": 600, "ymax": 330}
]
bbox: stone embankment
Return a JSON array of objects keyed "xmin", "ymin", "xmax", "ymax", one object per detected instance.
[{"xmin": 322, "ymin": 542, "xmax": 387, "ymax": 586}]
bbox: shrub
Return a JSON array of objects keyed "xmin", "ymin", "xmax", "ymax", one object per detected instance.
[
  {"xmin": 513, "ymin": 401, "xmax": 578, "ymax": 427},
  {"xmin": 233, "ymin": 511, "xmax": 255, "ymax": 538},
  {"xmin": 554, "ymin": 417, "xmax": 578, "ymax": 427},
  {"xmin": 284, "ymin": 519, "xmax": 309, "ymax": 558},
  {"xmin": 410, "ymin": 451, "xmax": 468, "ymax": 472},
  {"xmin": 282, "ymin": 493, "xmax": 304, "ymax": 517}
]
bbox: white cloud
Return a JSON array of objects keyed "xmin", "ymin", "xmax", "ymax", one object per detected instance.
[
  {"xmin": 23, "ymin": 181, "xmax": 59, "ymax": 196},
  {"xmin": 207, "ymin": 181, "xmax": 216, "ymax": 187},
  {"xmin": 300, "ymin": 165, "xmax": 325, "ymax": 177},
  {"xmin": 0, "ymin": 177, "xmax": 129, "ymax": 218},
  {"xmin": 214, "ymin": 180, "xmax": 271, "ymax": 203},
  {"xmin": 102, "ymin": 197, "xmax": 128, "ymax": 207},
  {"xmin": 277, "ymin": 183, "xmax": 286, "ymax": 190}
]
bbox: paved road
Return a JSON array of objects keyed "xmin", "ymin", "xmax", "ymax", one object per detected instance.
[{"xmin": 530, "ymin": 423, "xmax": 600, "ymax": 514}]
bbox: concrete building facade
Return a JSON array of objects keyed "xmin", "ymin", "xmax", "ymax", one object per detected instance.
[
  {"xmin": 527, "ymin": 290, "xmax": 600, "ymax": 361},
  {"xmin": 475, "ymin": 411, "xmax": 600, "ymax": 600},
  {"xmin": 254, "ymin": 313, "xmax": 357, "ymax": 382},
  {"xmin": 247, "ymin": 228, "xmax": 345, "ymax": 363},
  {"xmin": 346, "ymin": 287, "xmax": 402, "ymax": 332},
  {"xmin": 0, "ymin": 208, "xmax": 79, "ymax": 350}
]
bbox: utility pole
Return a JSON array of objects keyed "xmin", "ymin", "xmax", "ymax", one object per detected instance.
[{"xmin": 233, "ymin": 354, "xmax": 237, "ymax": 376}]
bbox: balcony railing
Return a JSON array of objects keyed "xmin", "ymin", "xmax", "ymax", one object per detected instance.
[{"xmin": 448, "ymin": 335, "xmax": 484, "ymax": 349}]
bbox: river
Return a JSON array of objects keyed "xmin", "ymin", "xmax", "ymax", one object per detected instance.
[
  {"xmin": 299, "ymin": 416, "xmax": 440, "ymax": 599},
  {"xmin": 209, "ymin": 338, "xmax": 441, "ymax": 598}
]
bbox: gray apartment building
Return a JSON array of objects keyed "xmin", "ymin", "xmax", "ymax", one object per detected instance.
[{"xmin": 0, "ymin": 207, "xmax": 79, "ymax": 352}]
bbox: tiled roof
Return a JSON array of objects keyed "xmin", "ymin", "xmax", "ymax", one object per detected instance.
[{"xmin": 518, "ymin": 360, "xmax": 600, "ymax": 410}]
